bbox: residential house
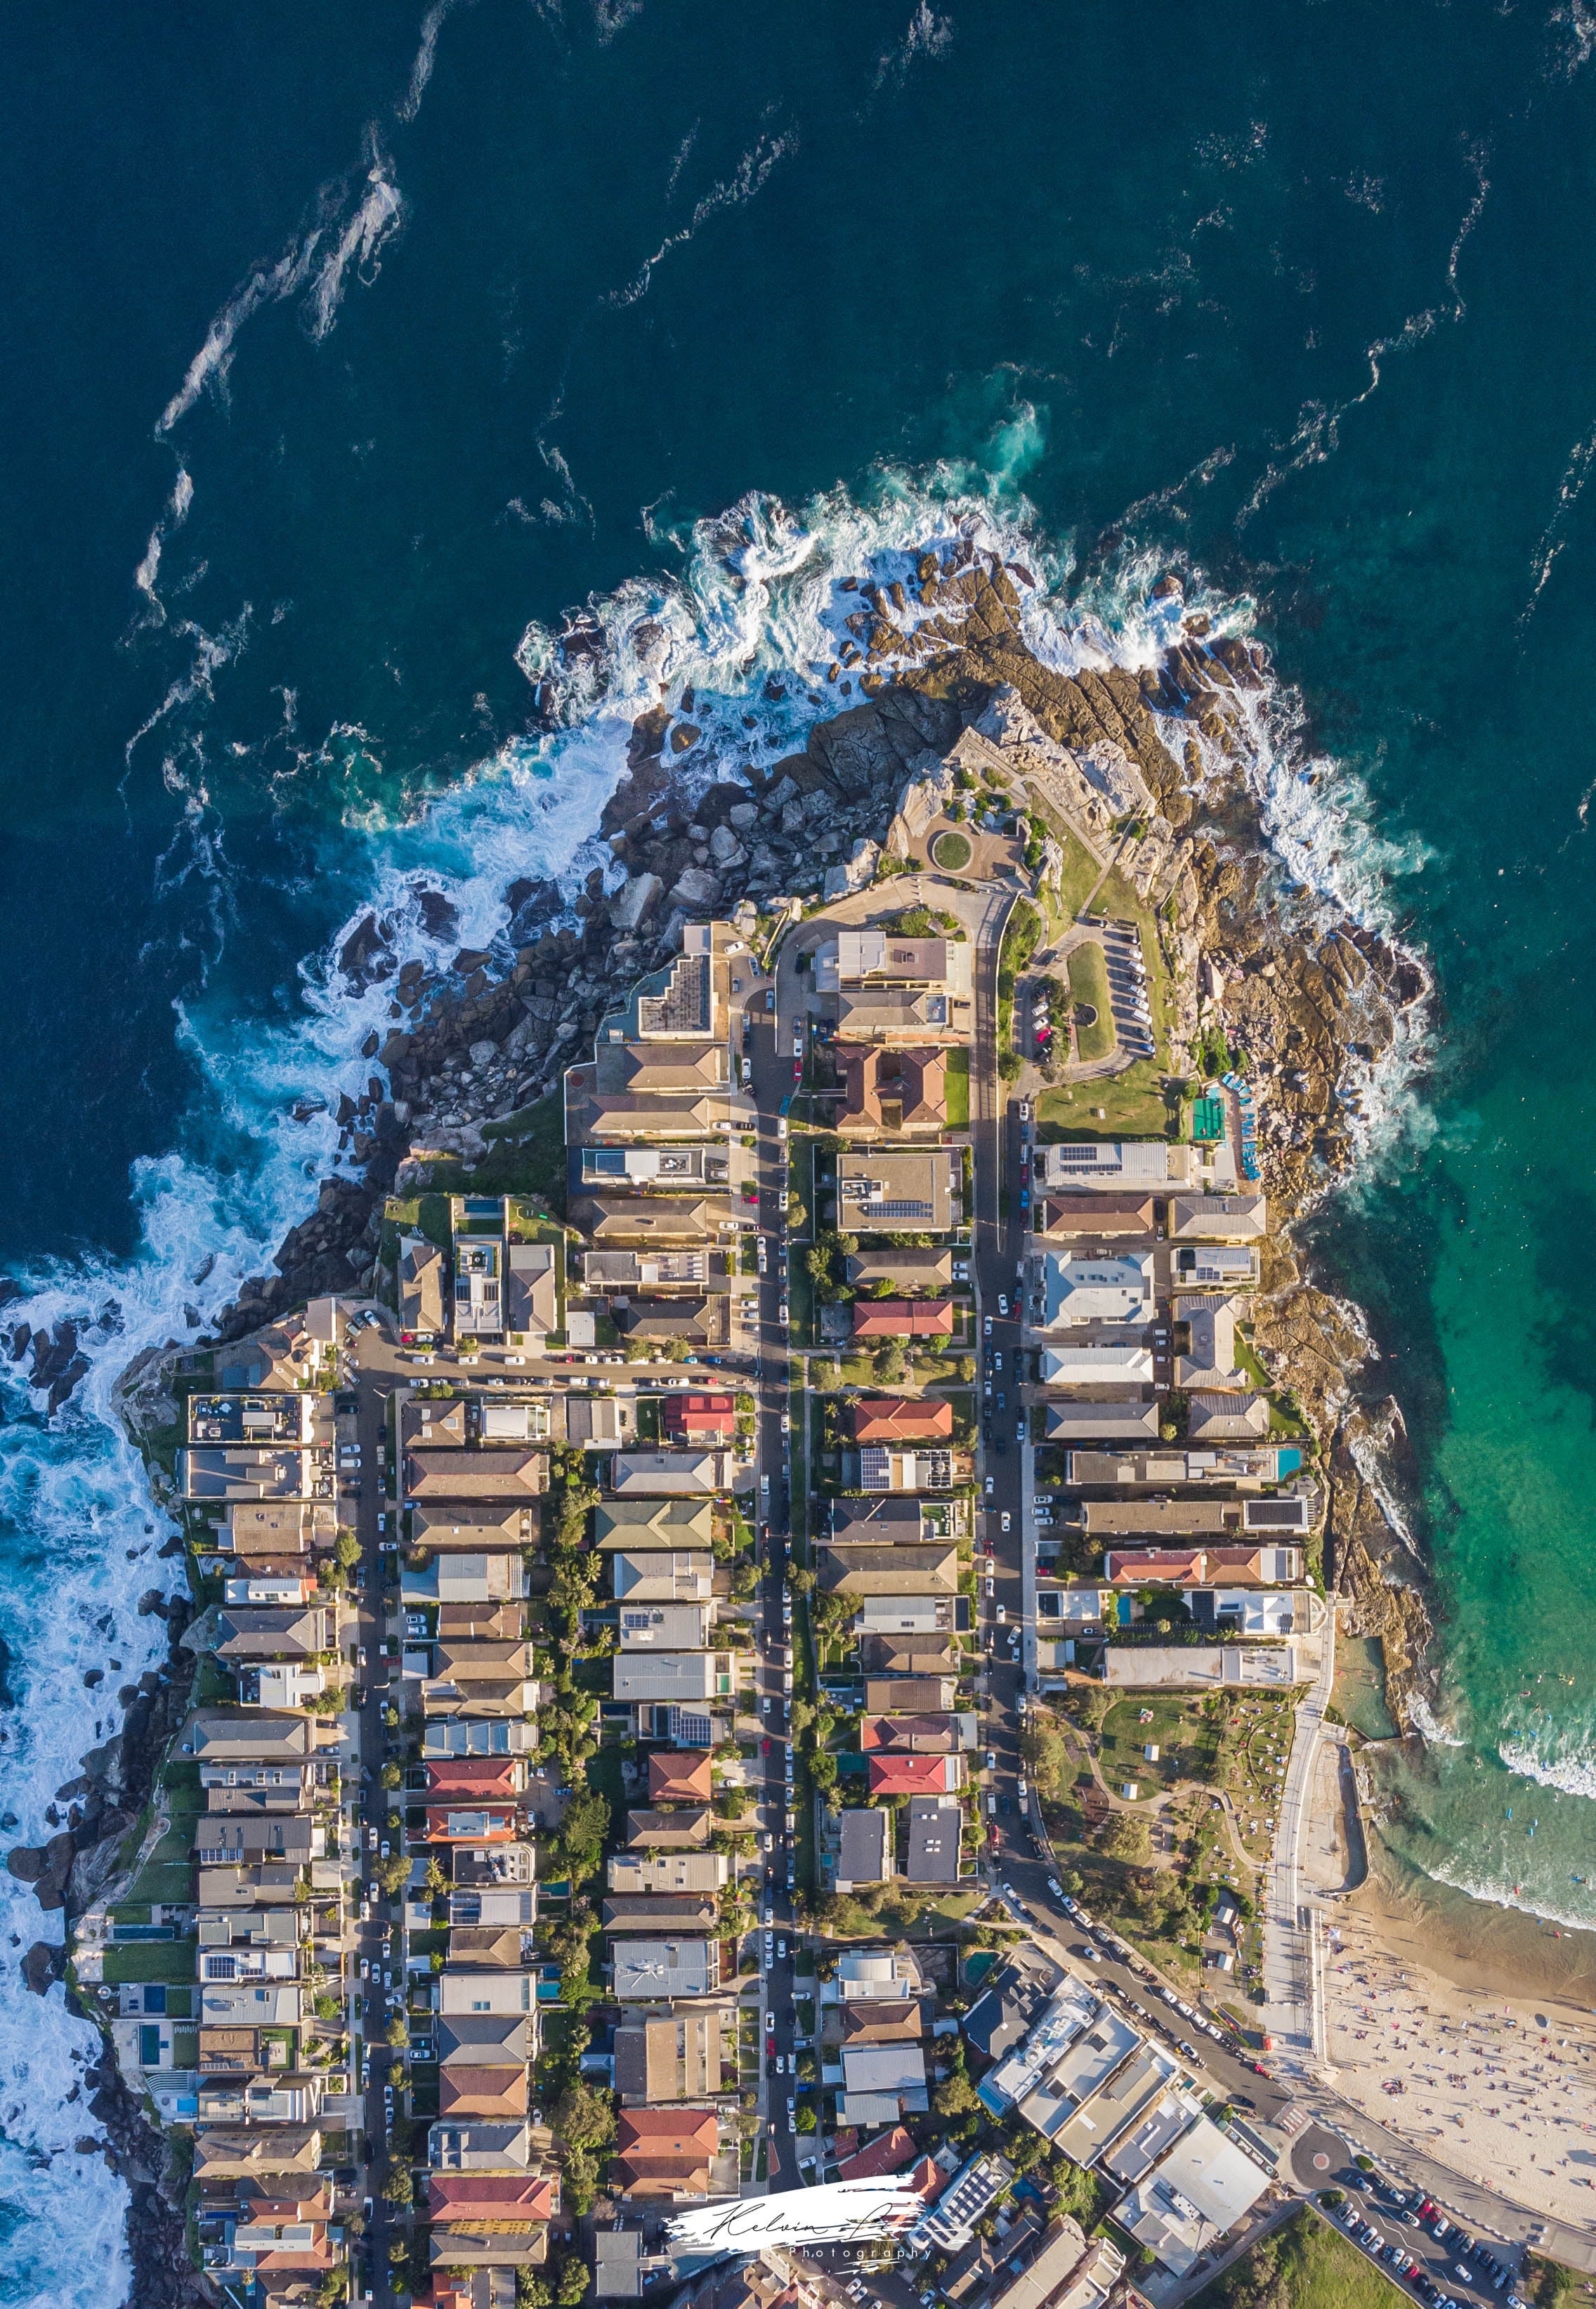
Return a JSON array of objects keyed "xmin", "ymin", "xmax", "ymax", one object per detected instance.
[
  {"xmin": 568, "ymin": 1197, "xmax": 725, "ymax": 1246},
  {"xmin": 1186, "ymin": 1393, "xmax": 1271, "ymax": 1440},
  {"xmin": 662, "ymin": 1393, "xmax": 738, "ymax": 1445},
  {"xmin": 858, "ymin": 1445, "xmax": 960, "ymax": 1494},
  {"xmin": 404, "ymin": 1450, "xmax": 548, "ymax": 1500},
  {"xmin": 1174, "ymin": 1294, "xmax": 1249, "ymax": 1391},
  {"xmin": 851, "ymin": 1299, "xmax": 956, "ymax": 1342},
  {"xmin": 613, "ymin": 2010, "xmax": 731, "ymax": 2104},
  {"xmin": 601, "ymin": 1897, "xmax": 719, "ymax": 1934},
  {"xmin": 828, "ymin": 1496, "xmax": 924, "ymax": 1543},
  {"xmin": 1042, "ymin": 1403, "xmax": 1160, "ymax": 1443},
  {"xmin": 1041, "ymin": 1252, "xmax": 1153, "ymax": 1327},
  {"xmin": 610, "ymin": 1653, "xmax": 734, "ymax": 1707},
  {"xmin": 618, "ymin": 1601, "xmax": 714, "ymax": 1650},
  {"xmin": 647, "ymin": 1752, "xmax": 714, "ymax": 1804},
  {"xmin": 610, "ymin": 2107, "xmax": 721, "ymax": 2200},
  {"xmin": 1039, "ymin": 1141, "xmax": 1188, "ymax": 1192},
  {"xmin": 185, "ymin": 1714, "xmax": 317, "ymax": 1765},
  {"xmin": 1169, "ymin": 1192, "xmax": 1267, "ymax": 1241},
  {"xmin": 596, "ymin": 1500, "xmax": 715, "ymax": 1550},
  {"xmin": 399, "ymin": 1234, "xmax": 447, "ymax": 1341},
  {"xmin": 1101, "ymin": 1544, "xmax": 1303, "ymax": 1585},
  {"xmin": 837, "ymin": 1149, "xmax": 960, "ymax": 1234},
  {"xmin": 866, "ymin": 1752, "xmax": 964, "ymax": 1797},
  {"xmin": 608, "ymin": 1548, "xmax": 714, "ymax": 1606},
  {"xmin": 837, "ymin": 1046, "xmax": 948, "ymax": 1132},
  {"xmin": 835, "ymin": 1806, "xmax": 892, "ymax": 1891},
  {"xmin": 505, "ymin": 1243, "xmax": 560, "ymax": 1341},
  {"xmin": 845, "ymin": 1247, "xmax": 957, "ymax": 1293},
  {"xmin": 611, "ymin": 1940, "xmax": 721, "ymax": 2001},
  {"xmin": 1033, "ymin": 1194, "xmax": 1157, "ymax": 1239},
  {"xmin": 608, "ymin": 1451, "xmax": 735, "ymax": 1496},
  {"xmin": 1038, "ymin": 1344, "xmax": 1153, "ymax": 1387},
  {"xmin": 606, "ymin": 1852, "xmax": 727, "ymax": 1896},
  {"xmin": 849, "ymin": 1396, "xmax": 955, "ymax": 1445},
  {"xmin": 904, "ymin": 1795, "xmax": 962, "ymax": 1885},
  {"xmin": 863, "ymin": 1677, "xmax": 955, "ymax": 1714},
  {"xmin": 816, "ymin": 1544, "xmax": 958, "ymax": 1596},
  {"xmin": 623, "ymin": 1808, "xmax": 712, "ymax": 1850}
]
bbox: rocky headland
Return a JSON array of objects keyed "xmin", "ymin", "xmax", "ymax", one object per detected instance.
[{"xmin": 4, "ymin": 545, "xmax": 1439, "ymax": 2301}]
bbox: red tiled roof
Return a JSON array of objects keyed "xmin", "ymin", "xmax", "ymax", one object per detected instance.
[
  {"xmin": 866, "ymin": 1752, "xmax": 958, "ymax": 1796},
  {"xmin": 1103, "ymin": 1549, "xmax": 1207, "ymax": 1587},
  {"xmin": 616, "ymin": 2107, "xmax": 719, "ymax": 2152},
  {"xmin": 425, "ymin": 1755, "xmax": 525, "ymax": 1798},
  {"xmin": 429, "ymin": 2173, "xmax": 557, "ymax": 2223},
  {"xmin": 437, "ymin": 2067, "xmax": 528, "ymax": 2117},
  {"xmin": 850, "ymin": 1396, "xmax": 955, "ymax": 1444},
  {"xmin": 647, "ymin": 1750, "xmax": 714, "ymax": 1802},
  {"xmin": 836, "ymin": 2123, "xmax": 917, "ymax": 2182},
  {"xmin": 851, "ymin": 1299, "xmax": 955, "ymax": 1340}
]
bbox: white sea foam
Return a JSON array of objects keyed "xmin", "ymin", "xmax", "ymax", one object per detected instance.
[
  {"xmin": 1498, "ymin": 1731, "xmax": 1596, "ymax": 1802},
  {"xmin": 157, "ymin": 139, "xmax": 403, "ymax": 435},
  {"xmin": 1426, "ymin": 1860, "xmax": 1595, "ymax": 1935},
  {"xmin": 303, "ymin": 136, "xmax": 405, "ymax": 343},
  {"xmin": 607, "ymin": 128, "xmax": 799, "ymax": 311},
  {"xmin": 397, "ymin": 0, "xmax": 468, "ymax": 124},
  {"xmin": 1407, "ymin": 1691, "xmax": 1466, "ymax": 1748}
]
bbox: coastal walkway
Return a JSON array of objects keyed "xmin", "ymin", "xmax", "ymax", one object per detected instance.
[{"xmin": 1262, "ymin": 1599, "xmax": 1337, "ymax": 2069}]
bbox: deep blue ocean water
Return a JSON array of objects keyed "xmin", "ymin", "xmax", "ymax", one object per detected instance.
[{"xmin": 7, "ymin": 3, "xmax": 1596, "ymax": 2294}]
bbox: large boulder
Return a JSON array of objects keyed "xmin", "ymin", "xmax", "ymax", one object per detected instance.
[
  {"xmin": 667, "ymin": 866, "xmax": 721, "ymax": 913},
  {"xmin": 611, "ymin": 872, "xmax": 662, "ymax": 932},
  {"xmin": 822, "ymin": 838, "xmax": 879, "ymax": 902}
]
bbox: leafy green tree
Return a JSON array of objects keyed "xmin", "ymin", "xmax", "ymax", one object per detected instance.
[
  {"xmin": 373, "ymin": 1854, "xmax": 410, "ymax": 1897},
  {"xmin": 380, "ymin": 2164, "xmax": 413, "ymax": 2204},
  {"xmin": 556, "ymin": 2256, "xmax": 589, "ymax": 2308},
  {"xmin": 381, "ymin": 1762, "xmax": 402, "ymax": 1789},
  {"xmin": 554, "ymin": 2079, "xmax": 617, "ymax": 2153},
  {"xmin": 934, "ymin": 2070, "xmax": 979, "ymax": 2119},
  {"xmin": 334, "ymin": 1530, "xmax": 361, "ymax": 1570}
]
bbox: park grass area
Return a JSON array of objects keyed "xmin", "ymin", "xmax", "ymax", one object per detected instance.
[
  {"xmin": 1100, "ymin": 1696, "xmax": 1219, "ymax": 1795},
  {"xmin": 1191, "ymin": 2206, "xmax": 1406, "ymax": 2309},
  {"xmin": 1038, "ymin": 1060, "xmax": 1174, "ymax": 1140},
  {"xmin": 931, "ymin": 828, "xmax": 972, "ymax": 871},
  {"xmin": 946, "ymin": 1045, "xmax": 971, "ymax": 1128},
  {"xmin": 1065, "ymin": 940, "xmax": 1115, "ymax": 1064}
]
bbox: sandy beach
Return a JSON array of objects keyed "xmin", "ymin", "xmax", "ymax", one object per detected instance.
[{"xmin": 1307, "ymin": 1736, "xmax": 1596, "ymax": 2225}]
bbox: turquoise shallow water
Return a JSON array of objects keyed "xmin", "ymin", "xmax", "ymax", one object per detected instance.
[{"xmin": 6, "ymin": 1, "xmax": 1596, "ymax": 2294}]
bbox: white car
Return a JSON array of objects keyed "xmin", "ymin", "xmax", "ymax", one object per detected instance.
[
  {"xmin": 792, "ymin": 1031, "xmax": 804, "ymax": 1058},
  {"xmin": 992, "ymin": 1351, "xmax": 1002, "ymax": 1372},
  {"xmin": 778, "ymin": 1938, "xmax": 787, "ymax": 1959},
  {"xmin": 780, "ymin": 1411, "xmax": 791, "ymax": 1433},
  {"xmin": 761, "ymin": 1831, "xmax": 773, "ymax": 1852},
  {"xmin": 1000, "ymin": 1511, "xmax": 1011, "ymax": 1533},
  {"xmin": 998, "ymin": 1293, "xmax": 1009, "ymax": 1315},
  {"xmin": 996, "ymin": 1604, "xmax": 1007, "ymax": 1623},
  {"xmin": 762, "ymin": 1905, "xmax": 773, "ymax": 1927},
  {"xmin": 984, "ymin": 1577, "xmax": 995, "ymax": 1598},
  {"xmin": 983, "ymin": 1476, "xmax": 994, "ymax": 1496},
  {"xmin": 983, "ymin": 1314, "xmax": 993, "ymax": 1338}
]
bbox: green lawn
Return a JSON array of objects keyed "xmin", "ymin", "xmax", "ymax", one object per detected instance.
[
  {"xmin": 1065, "ymin": 940, "xmax": 1115, "ymax": 1063},
  {"xmin": 931, "ymin": 829, "xmax": 972, "ymax": 871},
  {"xmin": 1191, "ymin": 2208, "xmax": 1406, "ymax": 2309},
  {"xmin": 1101, "ymin": 1696, "xmax": 1219, "ymax": 1793},
  {"xmin": 103, "ymin": 1940, "xmax": 198, "ymax": 1985},
  {"xmin": 1038, "ymin": 1060, "xmax": 1175, "ymax": 1140},
  {"xmin": 945, "ymin": 1045, "xmax": 971, "ymax": 1129}
]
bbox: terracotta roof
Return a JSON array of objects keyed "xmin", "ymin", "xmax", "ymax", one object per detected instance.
[
  {"xmin": 438, "ymin": 2067, "xmax": 529, "ymax": 2118},
  {"xmin": 429, "ymin": 2174, "xmax": 557, "ymax": 2223},
  {"xmin": 851, "ymin": 1299, "xmax": 955, "ymax": 1339},
  {"xmin": 426, "ymin": 1756, "xmax": 525, "ymax": 1798},
  {"xmin": 849, "ymin": 1396, "xmax": 955, "ymax": 1445},
  {"xmin": 835, "ymin": 2124, "xmax": 919, "ymax": 2181},
  {"xmin": 866, "ymin": 1752, "xmax": 961, "ymax": 1797},
  {"xmin": 647, "ymin": 1750, "xmax": 714, "ymax": 1803}
]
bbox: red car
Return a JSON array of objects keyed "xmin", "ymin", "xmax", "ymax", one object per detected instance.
[{"xmin": 761, "ymin": 1738, "xmax": 772, "ymax": 1756}]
